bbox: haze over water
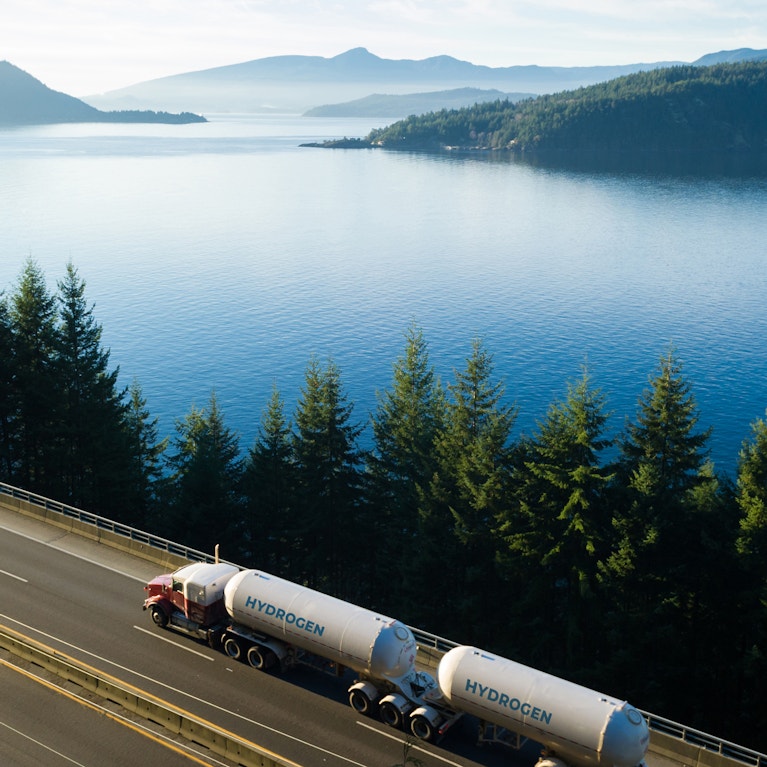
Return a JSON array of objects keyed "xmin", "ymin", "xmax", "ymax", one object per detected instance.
[{"xmin": 2, "ymin": 115, "xmax": 766, "ymax": 477}]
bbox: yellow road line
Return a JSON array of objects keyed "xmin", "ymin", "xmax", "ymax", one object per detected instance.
[
  {"xmin": 0, "ymin": 621, "xmax": 302, "ymax": 767},
  {"xmin": 0, "ymin": 657, "xmax": 213, "ymax": 765}
]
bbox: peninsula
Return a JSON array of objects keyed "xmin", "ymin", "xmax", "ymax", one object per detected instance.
[{"xmin": 307, "ymin": 61, "xmax": 767, "ymax": 155}]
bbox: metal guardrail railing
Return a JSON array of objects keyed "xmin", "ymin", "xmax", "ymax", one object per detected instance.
[
  {"xmin": 2, "ymin": 479, "xmax": 766, "ymax": 767},
  {"xmin": 644, "ymin": 713, "xmax": 766, "ymax": 767},
  {"xmin": 0, "ymin": 480, "xmax": 216, "ymax": 564}
]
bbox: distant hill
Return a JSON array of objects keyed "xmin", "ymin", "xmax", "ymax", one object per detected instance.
[
  {"xmin": 84, "ymin": 47, "xmax": 682, "ymax": 114},
  {"xmin": 357, "ymin": 62, "xmax": 767, "ymax": 155},
  {"xmin": 693, "ymin": 47, "xmax": 767, "ymax": 65},
  {"xmin": 304, "ymin": 87, "xmax": 534, "ymax": 118},
  {"xmin": 0, "ymin": 61, "xmax": 206, "ymax": 125}
]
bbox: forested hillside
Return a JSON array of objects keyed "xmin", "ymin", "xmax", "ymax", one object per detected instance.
[
  {"xmin": 2, "ymin": 260, "xmax": 767, "ymax": 750},
  {"xmin": 366, "ymin": 61, "xmax": 767, "ymax": 153}
]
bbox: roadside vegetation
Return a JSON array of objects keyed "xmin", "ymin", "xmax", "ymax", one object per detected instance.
[{"xmin": 2, "ymin": 258, "xmax": 766, "ymax": 749}]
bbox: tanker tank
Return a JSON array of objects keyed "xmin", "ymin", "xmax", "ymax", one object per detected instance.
[
  {"xmin": 224, "ymin": 569, "xmax": 417, "ymax": 681},
  {"xmin": 437, "ymin": 646, "xmax": 649, "ymax": 767}
]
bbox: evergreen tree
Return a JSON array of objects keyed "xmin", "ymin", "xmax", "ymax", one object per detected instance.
[
  {"xmin": 8, "ymin": 259, "xmax": 60, "ymax": 494},
  {"xmin": 292, "ymin": 357, "xmax": 363, "ymax": 597},
  {"xmin": 0, "ymin": 293, "xmax": 14, "ymax": 481},
  {"xmin": 124, "ymin": 378, "xmax": 167, "ymax": 529},
  {"xmin": 734, "ymin": 414, "xmax": 767, "ymax": 740},
  {"xmin": 55, "ymin": 262, "xmax": 130, "ymax": 512},
  {"xmin": 368, "ymin": 323, "xmax": 445, "ymax": 615},
  {"xmin": 242, "ymin": 384, "xmax": 296, "ymax": 573},
  {"xmin": 164, "ymin": 392, "xmax": 243, "ymax": 558},
  {"xmin": 736, "ymin": 413, "xmax": 767, "ymax": 563},
  {"xmin": 601, "ymin": 348, "xmax": 716, "ymax": 714},
  {"xmin": 500, "ymin": 368, "xmax": 612, "ymax": 671},
  {"xmin": 420, "ymin": 338, "xmax": 516, "ymax": 643}
]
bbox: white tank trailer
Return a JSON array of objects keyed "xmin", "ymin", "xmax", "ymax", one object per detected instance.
[
  {"xmin": 437, "ymin": 646, "xmax": 650, "ymax": 767},
  {"xmin": 144, "ymin": 563, "xmax": 458, "ymax": 740},
  {"xmin": 222, "ymin": 568, "xmax": 459, "ymax": 740},
  {"xmin": 223, "ymin": 568, "xmax": 416, "ymax": 681}
]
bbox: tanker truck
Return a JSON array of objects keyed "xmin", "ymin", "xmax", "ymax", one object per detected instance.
[
  {"xmin": 143, "ymin": 562, "xmax": 461, "ymax": 740},
  {"xmin": 144, "ymin": 564, "xmax": 650, "ymax": 764},
  {"xmin": 436, "ymin": 646, "xmax": 650, "ymax": 767}
]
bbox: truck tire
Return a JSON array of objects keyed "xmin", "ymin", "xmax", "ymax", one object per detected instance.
[
  {"xmin": 223, "ymin": 636, "xmax": 242, "ymax": 661},
  {"xmin": 379, "ymin": 700, "xmax": 404, "ymax": 729},
  {"xmin": 150, "ymin": 605, "xmax": 168, "ymax": 628},
  {"xmin": 349, "ymin": 688, "xmax": 374, "ymax": 716},
  {"xmin": 410, "ymin": 714, "xmax": 436, "ymax": 742},
  {"xmin": 247, "ymin": 645, "xmax": 276, "ymax": 670}
]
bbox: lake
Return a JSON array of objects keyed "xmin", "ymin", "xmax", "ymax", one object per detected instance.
[{"xmin": 1, "ymin": 115, "xmax": 766, "ymax": 477}]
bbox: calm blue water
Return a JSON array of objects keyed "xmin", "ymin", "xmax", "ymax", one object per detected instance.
[{"xmin": 1, "ymin": 115, "xmax": 766, "ymax": 477}]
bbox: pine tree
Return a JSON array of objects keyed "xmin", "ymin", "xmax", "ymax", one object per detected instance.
[
  {"xmin": 124, "ymin": 378, "xmax": 167, "ymax": 529},
  {"xmin": 733, "ymin": 414, "xmax": 767, "ymax": 739},
  {"xmin": 736, "ymin": 413, "xmax": 767, "ymax": 563},
  {"xmin": 501, "ymin": 368, "xmax": 612, "ymax": 671},
  {"xmin": 242, "ymin": 384, "xmax": 296, "ymax": 573},
  {"xmin": 368, "ymin": 323, "xmax": 445, "ymax": 615},
  {"xmin": 292, "ymin": 357, "xmax": 363, "ymax": 597},
  {"xmin": 601, "ymin": 347, "xmax": 716, "ymax": 714},
  {"xmin": 9, "ymin": 259, "xmax": 60, "ymax": 494},
  {"xmin": 55, "ymin": 262, "xmax": 129, "ymax": 511},
  {"xmin": 0, "ymin": 293, "xmax": 14, "ymax": 481},
  {"xmin": 421, "ymin": 338, "xmax": 516, "ymax": 643},
  {"xmin": 164, "ymin": 392, "xmax": 243, "ymax": 558}
]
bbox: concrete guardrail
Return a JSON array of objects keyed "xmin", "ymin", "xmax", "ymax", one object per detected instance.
[{"xmin": 0, "ymin": 623, "xmax": 301, "ymax": 767}]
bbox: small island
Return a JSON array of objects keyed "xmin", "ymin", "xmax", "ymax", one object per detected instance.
[{"xmin": 0, "ymin": 61, "xmax": 206, "ymax": 125}]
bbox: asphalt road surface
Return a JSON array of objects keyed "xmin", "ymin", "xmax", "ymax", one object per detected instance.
[{"xmin": 0, "ymin": 507, "xmax": 525, "ymax": 767}]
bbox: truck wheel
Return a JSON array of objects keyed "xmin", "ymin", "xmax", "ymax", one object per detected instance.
[
  {"xmin": 349, "ymin": 688, "xmax": 373, "ymax": 716},
  {"xmin": 247, "ymin": 646, "xmax": 275, "ymax": 670},
  {"xmin": 410, "ymin": 714, "xmax": 436, "ymax": 742},
  {"xmin": 150, "ymin": 606, "xmax": 168, "ymax": 628},
  {"xmin": 379, "ymin": 700, "xmax": 404, "ymax": 729},
  {"xmin": 223, "ymin": 636, "xmax": 242, "ymax": 661}
]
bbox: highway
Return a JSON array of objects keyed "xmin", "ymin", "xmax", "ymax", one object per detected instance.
[
  {"xmin": 0, "ymin": 660, "xmax": 226, "ymax": 766},
  {"xmin": 0, "ymin": 507, "xmax": 522, "ymax": 767}
]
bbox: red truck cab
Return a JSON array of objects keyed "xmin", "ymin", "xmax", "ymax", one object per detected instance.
[{"xmin": 144, "ymin": 562, "xmax": 239, "ymax": 629}]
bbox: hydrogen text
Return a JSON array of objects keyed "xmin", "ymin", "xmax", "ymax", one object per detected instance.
[
  {"xmin": 244, "ymin": 596, "xmax": 326, "ymax": 636},
  {"xmin": 465, "ymin": 678, "xmax": 553, "ymax": 725}
]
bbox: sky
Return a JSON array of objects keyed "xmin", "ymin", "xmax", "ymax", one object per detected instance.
[{"xmin": 3, "ymin": 0, "xmax": 767, "ymax": 96}]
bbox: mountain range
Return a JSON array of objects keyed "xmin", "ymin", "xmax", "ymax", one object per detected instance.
[
  {"xmin": 3, "ymin": 47, "xmax": 767, "ymax": 125},
  {"xmin": 83, "ymin": 47, "xmax": 767, "ymax": 116}
]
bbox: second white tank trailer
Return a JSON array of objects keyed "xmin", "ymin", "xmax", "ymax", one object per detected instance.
[
  {"xmin": 438, "ymin": 646, "xmax": 650, "ymax": 767},
  {"xmin": 143, "ymin": 563, "xmax": 650, "ymax": 767}
]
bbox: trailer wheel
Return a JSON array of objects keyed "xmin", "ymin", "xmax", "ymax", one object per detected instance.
[
  {"xmin": 379, "ymin": 701, "xmax": 404, "ymax": 729},
  {"xmin": 150, "ymin": 605, "xmax": 168, "ymax": 628},
  {"xmin": 223, "ymin": 636, "xmax": 242, "ymax": 661},
  {"xmin": 410, "ymin": 714, "xmax": 436, "ymax": 742},
  {"xmin": 349, "ymin": 688, "xmax": 374, "ymax": 716},
  {"xmin": 247, "ymin": 645, "xmax": 276, "ymax": 670}
]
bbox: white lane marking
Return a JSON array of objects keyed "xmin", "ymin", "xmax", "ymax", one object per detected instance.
[
  {"xmin": 0, "ymin": 719, "xmax": 88, "ymax": 766},
  {"xmin": 0, "ymin": 568, "xmax": 28, "ymax": 582},
  {"xmin": 0, "ymin": 523, "xmax": 148, "ymax": 583},
  {"xmin": 1, "ymin": 613, "xmax": 368, "ymax": 767},
  {"xmin": 2, "ymin": 661, "xmax": 232, "ymax": 767},
  {"xmin": 133, "ymin": 625, "xmax": 214, "ymax": 661},
  {"xmin": 356, "ymin": 720, "xmax": 468, "ymax": 767}
]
